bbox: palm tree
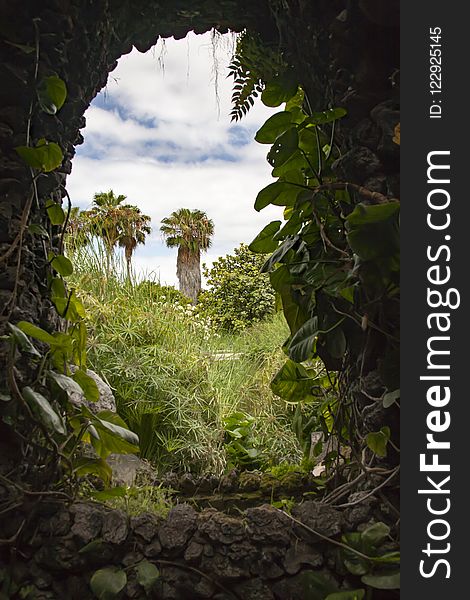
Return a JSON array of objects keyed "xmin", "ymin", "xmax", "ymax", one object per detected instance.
[
  {"xmin": 65, "ymin": 206, "xmax": 90, "ymax": 255},
  {"xmin": 82, "ymin": 190, "xmax": 151, "ymax": 278},
  {"xmin": 160, "ymin": 208, "xmax": 214, "ymax": 303},
  {"xmin": 118, "ymin": 205, "xmax": 151, "ymax": 280},
  {"xmin": 85, "ymin": 190, "xmax": 127, "ymax": 275}
]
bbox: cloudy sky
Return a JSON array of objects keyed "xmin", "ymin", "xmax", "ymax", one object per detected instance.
[{"xmin": 67, "ymin": 31, "xmax": 281, "ymax": 286}]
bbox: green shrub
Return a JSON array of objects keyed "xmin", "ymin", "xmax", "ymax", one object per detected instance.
[
  {"xmin": 135, "ymin": 280, "xmax": 191, "ymax": 306},
  {"xmin": 197, "ymin": 243, "xmax": 276, "ymax": 332}
]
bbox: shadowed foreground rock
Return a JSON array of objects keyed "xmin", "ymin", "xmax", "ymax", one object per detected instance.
[{"xmin": 0, "ymin": 499, "xmax": 397, "ymax": 600}]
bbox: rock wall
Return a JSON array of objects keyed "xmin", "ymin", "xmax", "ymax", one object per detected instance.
[{"xmin": 0, "ymin": 499, "xmax": 397, "ymax": 600}]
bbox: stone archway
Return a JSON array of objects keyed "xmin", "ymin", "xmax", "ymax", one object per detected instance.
[{"xmin": 0, "ymin": 2, "xmax": 400, "ymax": 597}]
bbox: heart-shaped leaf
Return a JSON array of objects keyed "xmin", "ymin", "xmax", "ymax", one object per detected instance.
[{"xmin": 90, "ymin": 567, "xmax": 127, "ymax": 599}]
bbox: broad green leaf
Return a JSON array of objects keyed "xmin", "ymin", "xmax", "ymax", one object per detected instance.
[
  {"xmin": 271, "ymin": 150, "xmax": 309, "ymax": 177},
  {"xmin": 273, "ymin": 211, "xmax": 303, "ymax": 240},
  {"xmin": 261, "ymin": 73, "xmax": 298, "ymax": 107},
  {"xmin": 306, "ymin": 107, "xmax": 347, "ymax": 125},
  {"xmin": 37, "ymin": 75, "xmax": 67, "ymax": 115},
  {"xmin": 339, "ymin": 285, "xmax": 356, "ymax": 303},
  {"xmin": 289, "ymin": 317, "xmax": 319, "ymax": 362},
  {"xmin": 261, "ymin": 236, "xmax": 299, "ymax": 273},
  {"xmin": 96, "ymin": 417, "xmax": 139, "ymax": 446},
  {"xmin": 7, "ymin": 323, "xmax": 41, "ymax": 356},
  {"xmin": 73, "ymin": 370, "xmax": 99, "ymax": 403},
  {"xmin": 374, "ymin": 551, "xmax": 400, "ymax": 564},
  {"xmin": 51, "ymin": 276, "xmax": 67, "ymax": 299},
  {"xmin": 92, "ymin": 411, "xmax": 139, "ymax": 457},
  {"xmin": 79, "ymin": 538, "xmax": 106, "ymax": 555},
  {"xmin": 90, "ymin": 486, "xmax": 128, "ymax": 501},
  {"xmin": 365, "ymin": 427, "xmax": 391, "ymax": 457},
  {"xmin": 347, "ymin": 220, "xmax": 399, "ymax": 263},
  {"xmin": 249, "ymin": 221, "xmax": 281, "ymax": 253},
  {"xmin": 280, "ymin": 287, "xmax": 310, "ymax": 334},
  {"xmin": 267, "ymin": 127, "xmax": 299, "ymax": 169},
  {"xmin": 28, "ymin": 223, "xmax": 49, "ymax": 238},
  {"xmin": 47, "ymin": 370, "xmax": 84, "ymax": 398},
  {"xmin": 255, "ymin": 111, "xmax": 293, "ymax": 144},
  {"xmin": 53, "ymin": 291, "xmax": 86, "ymax": 321},
  {"xmin": 271, "ymin": 359, "xmax": 314, "ymax": 402},
  {"xmin": 361, "ymin": 572, "xmax": 400, "ymax": 590},
  {"xmin": 361, "ymin": 522, "xmax": 390, "ymax": 547},
  {"xmin": 90, "ymin": 567, "xmax": 127, "ymax": 599},
  {"xmin": 269, "ymin": 264, "xmax": 292, "ymax": 293},
  {"xmin": 73, "ymin": 457, "xmax": 112, "ymax": 485},
  {"xmin": 45, "ymin": 199, "xmax": 65, "ymax": 225},
  {"xmin": 344, "ymin": 558, "xmax": 370, "ymax": 576},
  {"xmin": 15, "ymin": 139, "xmax": 63, "ymax": 172},
  {"xmin": 383, "ymin": 389, "xmax": 400, "ymax": 408},
  {"xmin": 285, "ymin": 88, "xmax": 305, "ymax": 111},
  {"xmin": 326, "ymin": 591, "xmax": 365, "ymax": 600},
  {"xmin": 326, "ymin": 326, "xmax": 346, "ymax": 359},
  {"xmin": 23, "ymin": 386, "xmax": 65, "ymax": 435},
  {"xmin": 17, "ymin": 321, "xmax": 56, "ymax": 345},
  {"xmin": 255, "ymin": 182, "xmax": 300, "ymax": 211},
  {"xmin": 346, "ymin": 202, "xmax": 400, "ymax": 226},
  {"xmin": 135, "ymin": 560, "xmax": 160, "ymax": 593},
  {"xmin": 49, "ymin": 253, "xmax": 73, "ymax": 277},
  {"xmin": 300, "ymin": 571, "xmax": 337, "ymax": 599}
]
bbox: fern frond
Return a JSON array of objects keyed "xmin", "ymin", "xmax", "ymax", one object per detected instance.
[{"xmin": 228, "ymin": 31, "xmax": 286, "ymax": 122}]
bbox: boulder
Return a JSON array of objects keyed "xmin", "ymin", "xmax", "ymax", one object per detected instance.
[{"xmin": 69, "ymin": 366, "xmax": 116, "ymax": 413}]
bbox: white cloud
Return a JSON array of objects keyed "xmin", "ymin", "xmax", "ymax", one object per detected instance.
[{"xmin": 67, "ymin": 31, "xmax": 282, "ymax": 288}]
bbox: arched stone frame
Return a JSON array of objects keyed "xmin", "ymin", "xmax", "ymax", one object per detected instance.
[{"xmin": 0, "ymin": 0, "xmax": 399, "ymax": 425}]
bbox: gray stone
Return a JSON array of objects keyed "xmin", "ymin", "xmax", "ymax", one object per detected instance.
[
  {"xmin": 332, "ymin": 146, "xmax": 382, "ymax": 184},
  {"xmin": 69, "ymin": 366, "xmax": 116, "ymax": 413},
  {"xmin": 198, "ymin": 510, "xmax": 246, "ymax": 545},
  {"xmin": 38, "ymin": 508, "xmax": 71, "ymax": 537},
  {"xmin": 122, "ymin": 550, "xmax": 144, "ymax": 567},
  {"xmin": 70, "ymin": 502, "xmax": 105, "ymax": 543},
  {"xmin": 291, "ymin": 501, "xmax": 343, "ymax": 540},
  {"xmin": 102, "ymin": 509, "xmax": 128, "ymax": 544},
  {"xmin": 144, "ymin": 538, "xmax": 162, "ymax": 558},
  {"xmin": 245, "ymin": 505, "xmax": 291, "ymax": 545},
  {"xmin": 159, "ymin": 504, "xmax": 197, "ymax": 552},
  {"xmin": 235, "ymin": 578, "xmax": 274, "ymax": 600},
  {"xmin": 284, "ymin": 541, "xmax": 323, "ymax": 574},
  {"xmin": 132, "ymin": 512, "xmax": 161, "ymax": 542},
  {"xmin": 370, "ymin": 101, "xmax": 400, "ymax": 158},
  {"xmin": 179, "ymin": 472, "xmax": 197, "ymax": 494},
  {"xmin": 35, "ymin": 538, "xmax": 85, "ymax": 572},
  {"xmin": 194, "ymin": 577, "xmax": 216, "ymax": 598},
  {"xmin": 184, "ymin": 540, "xmax": 204, "ymax": 562},
  {"xmin": 106, "ymin": 453, "xmax": 153, "ymax": 486}
]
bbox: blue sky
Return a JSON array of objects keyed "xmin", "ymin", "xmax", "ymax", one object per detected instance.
[{"xmin": 67, "ymin": 31, "xmax": 282, "ymax": 286}]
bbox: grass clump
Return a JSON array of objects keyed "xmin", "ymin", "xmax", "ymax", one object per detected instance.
[{"xmin": 71, "ymin": 254, "xmax": 301, "ymax": 475}]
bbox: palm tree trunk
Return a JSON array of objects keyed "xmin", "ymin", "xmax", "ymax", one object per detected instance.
[
  {"xmin": 176, "ymin": 247, "xmax": 201, "ymax": 303},
  {"xmin": 125, "ymin": 247, "xmax": 132, "ymax": 283}
]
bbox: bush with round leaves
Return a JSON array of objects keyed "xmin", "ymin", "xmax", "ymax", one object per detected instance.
[{"xmin": 197, "ymin": 243, "xmax": 276, "ymax": 332}]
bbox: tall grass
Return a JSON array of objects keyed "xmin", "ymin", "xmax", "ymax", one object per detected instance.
[{"xmin": 70, "ymin": 250, "xmax": 301, "ymax": 475}]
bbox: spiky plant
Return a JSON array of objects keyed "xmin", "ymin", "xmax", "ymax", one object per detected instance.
[{"xmin": 160, "ymin": 208, "xmax": 214, "ymax": 303}]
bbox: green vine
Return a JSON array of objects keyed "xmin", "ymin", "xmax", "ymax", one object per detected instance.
[
  {"xmin": 1, "ymin": 36, "xmax": 140, "ymax": 534},
  {"xmin": 231, "ymin": 33, "xmax": 400, "ymax": 582}
]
